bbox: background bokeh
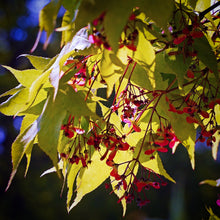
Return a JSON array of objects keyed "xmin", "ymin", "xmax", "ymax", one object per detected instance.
[{"xmin": 0, "ymin": 1, "xmax": 219, "ymax": 219}]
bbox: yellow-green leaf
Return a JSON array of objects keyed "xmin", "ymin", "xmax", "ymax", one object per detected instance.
[
  {"xmin": 141, "ymin": 152, "xmax": 175, "ymax": 183},
  {"xmin": 40, "ymin": 160, "xmax": 64, "ymax": 177},
  {"xmin": 130, "ymin": 63, "xmax": 153, "ymax": 91},
  {"xmin": 0, "ymin": 84, "xmax": 24, "ymax": 98},
  {"xmin": 22, "ymin": 55, "xmax": 51, "ymax": 70},
  {"xmin": 39, "ymin": 1, "xmax": 61, "ymax": 40},
  {"xmin": 212, "ymin": 104, "xmax": 220, "ymax": 160},
  {"xmin": 104, "ymin": 0, "xmax": 135, "ymax": 52},
  {"xmin": 2, "ymin": 66, "xmax": 42, "ymax": 88},
  {"xmin": 6, "ymin": 120, "xmax": 38, "ymax": 190},
  {"xmin": 99, "ymin": 49, "xmax": 124, "ymax": 97},
  {"xmin": 66, "ymin": 163, "xmax": 82, "ymax": 210},
  {"xmin": 193, "ymin": 36, "xmax": 219, "ymax": 79},
  {"xmin": 0, "ymin": 88, "xmax": 30, "ymax": 116},
  {"xmin": 200, "ymin": 178, "xmax": 220, "ymax": 187},
  {"xmin": 38, "ymin": 94, "xmax": 66, "ymax": 167},
  {"xmin": 68, "ymin": 148, "xmax": 111, "ymax": 212},
  {"xmin": 60, "ymin": 10, "xmax": 75, "ymax": 46},
  {"xmin": 24, "ymin": 142, "xmax": 34, "ymax": 177},
  {"xmin": 134, "ymin": 31, "xmax": 155, "ymax": 89},
  {"xmin": 49, "ymin": 27, "xmax": 91, "ymax": 99},
  {"xmin": 164, "ymin": 52, "xmax": 191, "ymax": 90},
  {"xmin": 182, "ymin": 136, "xmax": 195, "ymax": 169}
]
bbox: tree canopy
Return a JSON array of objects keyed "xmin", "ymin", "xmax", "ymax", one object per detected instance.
[{"xmin": 1, "ymin": 0, "xmax": 220, "ymax": 218}]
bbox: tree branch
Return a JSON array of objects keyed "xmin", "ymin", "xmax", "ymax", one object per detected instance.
[{"xmin": 199, "ymin": 1, "xmax": 220, "ymax": 20}]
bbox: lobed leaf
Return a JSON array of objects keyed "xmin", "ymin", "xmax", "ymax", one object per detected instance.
[
  {"xmin": 40, "ymin": 160, "xmax": 64, "ymax": 177},
  {"xmin": 24, "ymin": 142, "xmax": 34, "ymax": 177},
  {"xmin": 66, "ymin": 163, "xmax": 82, "ymax": 210},
  {"xmin": 2, "ymin": 66, "xmax": 42, "ymax": 88},
  {"xmin": 0, "ymin": 84, "xmax": 23, "ymax": 98},
  {"xmin": 130, "ymin": 63, "xmax": 153, "ymax": 91},
  {"xmin": 6, "ymin": 120, "xmax": 38, "ymax": 190},
  {"xmin": 21, "ymin": 55, "xmax": 51, "ymax": 70},
  {"xmin": 59, "ymin": 10, "xmax": 75, "ymax": 47},
  {"xmin": 27, "ymin": 69, "xmax": 51, "ymax": 108},
  {"xmin": 73, "ymin": 0, "xmax": 107, "ymax": 34}
]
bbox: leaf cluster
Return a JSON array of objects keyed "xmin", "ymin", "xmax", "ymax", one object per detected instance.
[{"xmin": 1, "ymin": 0, "xmax": 220, "ymax": 217}]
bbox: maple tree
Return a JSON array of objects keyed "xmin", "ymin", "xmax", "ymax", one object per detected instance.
[{"xmin": 1, "ymin": 0, "xmax": 220, "ymax": 218}]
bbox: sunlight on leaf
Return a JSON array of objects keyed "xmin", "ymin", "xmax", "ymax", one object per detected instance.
[
  {"xmin": 40, "ymin": 160, "xmax": 64, "ymax": 177},
  {"xmin": 49, "ymin": 27, "xmax": 91, "ymax": 100},
  {"xmin": 39, "ymin": 0, "xmax": 61, "ymax": 47},
  {"xmin": 22, "ymin": 54, "xmax": 51, "ymax": 70},
  {"xmin": 212, "ymin": 104, "xmax": 220, "ymax": 160},
  {"xmin": 182, "ymin": 136, "xmax": 195, "ymax": 169},
  {"xmin": 67, "ymin": 163, "xmax": 82, "ymax": 210},
  {"xmin": 0, "ymin": 88, "xmax": 30, "ymax": 116},
  {"xmin": 2, "ymin": 66, "xmax": 42, "ymax": 88},
  {"xmin": 6, "ymin": 120, "xmax": 38, "ymax": 190},
  {"xmin": 99, "ymin": 49, "xmax": 124, "ymax": 97},
  {"xmin": 38, "ymin": 94, "xmax": 66, "ymax": 167},
  {"xmin": 141, "ymin": 152, "xmax": 175, "ymax": 183},
  {"xmin": 200, "ymin": 178, "xmax": 220, "ymax": 187},
  {"xmin": 134, "ymin": 31, "xmax": 155, "ymax": 89},
  {"xmin": 68, "ymin": 148, "xmax": 111, "ymax": 212}
]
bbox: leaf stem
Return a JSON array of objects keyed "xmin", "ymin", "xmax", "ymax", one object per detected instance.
[
  {"xmin": 127, "ymin": 62, "xmax": 137, "ymax": 82},
  {"xmin": 134, "ymin": 77, "xmax": 177, "ymax": 160},
  {"xmin": 112, "ymin": 59, "xmax": 133, "ymax": 106}
]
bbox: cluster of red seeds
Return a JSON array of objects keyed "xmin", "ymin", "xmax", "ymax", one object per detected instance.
[
  {"xmin": 87, "ymin": 125, "xmax": 130, "ymax": 163},
  {"xmin": 112, "ymin": 83, "xmax": 149, "ymax": 132},
  {"xmin": 170, "ymin": 15, "xmax": 204, "ymax": 57},
  {"xmin": 88, "ymin": 12, "xmax": 111, "ymax": 50},
  {"xmin": 167, "ymin": 93, "xmax": 220, "ymax": 147},
  {"xmin": 60, "ymin": 115, "xmax": 170, "ymax": 208},
  {"xmin": 60, "ymin": 115, "xmax": 89, "ymax": 167},
  {"xmin": 59, "ymin": 5, "xmax": 220, "ymax": 210},
  {"xmin": 63, "ymin": 56, "xmax": 90, "ymax": 92},
  {"xmin": 105, "ymin": 165, "xmax": 167, "ymax": 208},
  {"xmin": 89, "ymin": 11, "xmax": 139, "ymax": 52},
  {"xmin": 144, "ymin": 125, "xmax": 179, "ymax": 157}
]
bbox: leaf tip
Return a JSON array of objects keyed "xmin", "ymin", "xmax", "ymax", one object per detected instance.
[{"xmin": 5, "ymin": 169, "xmax": 17, "ymax": 192}]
